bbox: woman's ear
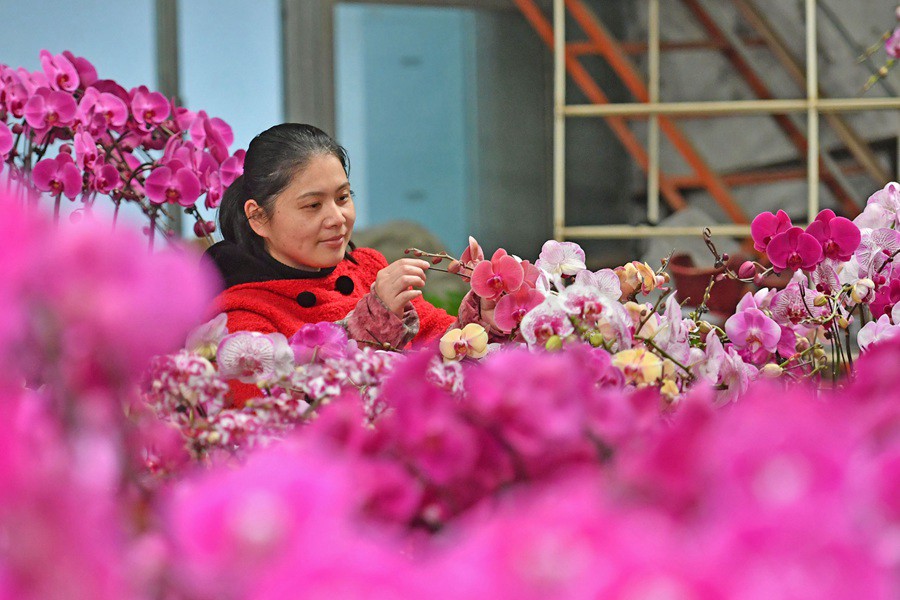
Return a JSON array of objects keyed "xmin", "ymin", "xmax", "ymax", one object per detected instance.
[{"xmin": 244, "ymin": 199, "xmax": 268, "ymax": 238}]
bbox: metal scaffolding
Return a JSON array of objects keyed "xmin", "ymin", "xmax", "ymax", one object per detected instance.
[{"xmin": 514, "ymin": 0, "xmax": 900, "ymax": 242}]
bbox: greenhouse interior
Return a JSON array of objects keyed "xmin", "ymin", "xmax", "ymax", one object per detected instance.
[{"xmin": 4, "ymin": 1, "xmax": 900, "ymax": 598}]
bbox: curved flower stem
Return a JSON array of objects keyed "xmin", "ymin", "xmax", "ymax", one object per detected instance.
[
  {"xmin": 636, "ymin": 335, "xmax": 694, "ymax": 380},
  {"xmin": 635, "ymin": 289, "xmax": 674, "ymax": 343}
]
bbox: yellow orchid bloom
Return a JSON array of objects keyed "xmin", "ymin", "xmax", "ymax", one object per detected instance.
[
  {"xmin": 612, "ymin": 347, "xmax": 664, "ymax": 386},
  {"xmin": 440, "ymin": 323, "xmax": 489, "ymax": 361}
]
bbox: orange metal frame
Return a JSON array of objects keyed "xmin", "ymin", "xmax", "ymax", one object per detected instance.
[{"xmin": 514, "ymin": 0, "xmax": 873, "ymax": 225}]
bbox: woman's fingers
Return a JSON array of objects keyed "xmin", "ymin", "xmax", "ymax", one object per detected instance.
[
  {"xmin": 374, "ymin": 258, "xmax": 431, "ymax": 315},
  {"xmin": 395, "ymin": 288, "xmax": 423, "ymax": 306}
]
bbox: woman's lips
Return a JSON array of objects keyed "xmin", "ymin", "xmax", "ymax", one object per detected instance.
[{"xmin": 321, "ymin": 234, "xmax": 345, "ymax": 248}]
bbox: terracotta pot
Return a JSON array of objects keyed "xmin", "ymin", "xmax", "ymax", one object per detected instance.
[{"xmin": 667, "ymin": 253, "xmax": 749, "ymax": 317}]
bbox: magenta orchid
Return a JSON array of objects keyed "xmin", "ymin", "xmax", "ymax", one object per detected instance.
[
  {"xmin": 1, "ymin": 50, "xmax": 244, "ymax": 241},
  {"xmin": 765, "ymin": 226, "xmax": 823, "ymax": 272},
  {"xmin": 11, "ymin": 175, "xmax": 900, "ymax": 598},
  {"xmin": 750, "ymin": 209, "xmax": 793, "ymax": 252},
  {"xmin": 131, "ymin": 87, "xmax": 170, "ymax": 131},
  {"xmin": 805, "ymin": 209, "xmax": 861, "ymax": 262},
  {"xmin": 144, "ymin": 165, "xmax": 202, "ymax": 206},
  {"xmin": 23, "ymin": 87, "xmax": 77, "ymax": 130},
  {"xmin": 32, "ymin": 154, "xmax": 81, "ymax": 198}
]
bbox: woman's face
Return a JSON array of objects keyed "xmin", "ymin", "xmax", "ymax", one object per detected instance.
[{"xmin": 247, "ymin": 154, "xmax": 356, "ymax": 270}]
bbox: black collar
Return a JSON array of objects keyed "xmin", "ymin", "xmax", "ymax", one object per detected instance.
[{"xmin": 203, "ymin": 240, "xmax": 337, "ymax": 288}]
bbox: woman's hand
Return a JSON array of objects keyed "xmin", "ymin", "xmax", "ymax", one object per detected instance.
[{"xmin": 374, "ymin": 258, "xmax": 431, "ymax": 316}]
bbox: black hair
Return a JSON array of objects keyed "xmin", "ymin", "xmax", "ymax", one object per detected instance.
[{"xmin": 218, "ymin": 123, "xmax": 353, "ymax": 259}]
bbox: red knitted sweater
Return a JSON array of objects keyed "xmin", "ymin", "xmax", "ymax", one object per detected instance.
[{"xmin": 211, "ymin": 245, "xmax": 456, "ymax": 345}]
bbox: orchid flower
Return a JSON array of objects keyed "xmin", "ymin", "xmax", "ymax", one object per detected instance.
[{"xmin": 439, "ymin": 323, "xmax": 489, "ymax": 361}]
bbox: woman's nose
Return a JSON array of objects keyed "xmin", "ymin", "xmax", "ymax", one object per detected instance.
[{"xmin": 323, "ymin": 201, "xmax": 346, "ymax": 227}]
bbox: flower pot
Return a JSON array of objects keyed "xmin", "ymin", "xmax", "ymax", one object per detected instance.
[{"xmin": 667, "ymin": 253, "xmax": 748, "ymax": 317}]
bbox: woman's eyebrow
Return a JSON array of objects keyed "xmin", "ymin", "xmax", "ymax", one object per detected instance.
[{"xmin": 298, "ymin": 181, "xmax": 350, "ymax": 199}]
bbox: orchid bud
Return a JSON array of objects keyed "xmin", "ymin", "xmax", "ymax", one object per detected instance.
[
  {"xmin": 760, "ymin": 363, "xmax": 783, "ymax": 378},
  {"xmin": 813, "ymin": 295, "xmax": 829, "ymax": 307},
  {"xmin": 696, "ymin": 321, "xmax": 712, "ymax": 335},
  {"xmin": 588, "ymin": 332, "xmax": 604, "ymax": 347},
  {"xmin": 813, "ymin": 347, "xmax": 827, "ymax": 362},
  {"xmin": 545, "ymin": 335, "xmax": 563, "ymax": 352},
  {"xmin": 432, "ymin": 257, "xmax": 442, "ymax": 264},
  {"xmin": 738, "ymin": 261, "xmax": 756, "ymax": 279},
  {"xmin": 837, "ymin": 316, "xmax": 850, "ymax": 329},
  {"xmin": 721, "ymin": 253, "xmax": 730, "ymax": 262},
  {"xmin": 850, "ymin": 278, "xmax": 875, "ymax": 304},
  {"xmin": 754, "ymin": 273, "xmax": 766, "ymax": 286}
]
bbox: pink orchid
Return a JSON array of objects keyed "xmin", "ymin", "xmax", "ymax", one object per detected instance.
[
  {"xmin": 750, "ymin": 209, "xmax": 792, "ymax": 252},
  {"xmin": 216, "ymin": 331, "xmax": 294, "ymax": 383},
  {"xmin": 765, "ymin": 226, "xmax": 823, "ymax": 272},
  {"xmin": 519, "ymin": 296, "xmax": 575, "ymax": 347},
  {"xmin": 535, "ymin": 240, "xmax": 586, "ymax": 276},
  {"xmin": 61, "ymin": 51, "xmax": 97, "ymax": 87},
  {"xmin": 77, "ymin": 87, "xmax": 128, "ymax": 134},
  {"xmin": 218, "ymin": 151, "xmax": 244, "ymax": 188},
  {"xmin": 131, "ymin": 87, "xmax": 170, "ymax": 131},
  {"xmin": 145, "ymin": 165, "xmax": 202, "ymax": 206},
  {"xmin": 39, "ymin": 50, "xmax": 79, "ymax": 92},
  {"xmin": 856, "ymin": 182, "xmax": 900, "ymax": 230},
  {"xmin": 855, "ymin": 228, "xmax": 900, "ymax": 279},
  {"xmin": 184, "ymin": 313, "xmax": 229, "ymax": 360},
  {"xmin": 448, "ymin": 236, "xmax": 484, "ymax": 280},
  {"xmin": 32, "ymin": 155, "xmax": 82, "ymax": 199},
  {"xmin": 73, "ymin": 130, "xmax": 98, "ymax": 170},
  {"xmin": 289, "ymin": 322, "xmax": 357, "ymax": 364},
  {"xmin": 574, "ymin": 267, "xmax": 622, "ymax": 300},
  {"xmin": 494, "ymin": 286, "xmax": 545, "ymax": 333},
  {"xmin": 560, "ymin": 283, "xmax": 631, "ymax": 349},
  {"xmin": 91, "ymin": 162, "xmax": 122, "ymax": 194},
  {"xmin": 188, "ymin": 110, "xmax": 234, "ymax": 162},
  {"xmin": 805, "ymin": 209, "xmax": 861, "ymax": 262},
  {"xmin": 652, "ymin": 294, "xmax": 694, "ymax": 365},
  {"xmin": 857, "ymin": 314, "xmax": 900, "ymax": 351},
  {"xmin": 886, "ymin": 27, "xmax": 900, "ymax": 59},
  {"xmin": 23, "ymin": 87, "xmax": 77, "ymax": 130},
  {"xmin": 470, "ymin": 248, "xmax": 525, "ymax": 301},
  {"xmin": 697, "ymin": 333, "xmax": 757, "ymax": 404},
  {"xmin": 769, "ymin": 277, "xmax": 828, "ymax": 328},
  {"xmin": 3, "ymin": 79, "xmax": 29, "ymax": 118},
  {"xmin": 810, "ymin": 258, "xmax": 841, "ymax": 295},
  {"xmin": 0, "ymin": 122, "xmax": 13, "ymax": 158},
  {"xmin": 724, "ymin": 307, "xmax": 781, "ymax": 364}
]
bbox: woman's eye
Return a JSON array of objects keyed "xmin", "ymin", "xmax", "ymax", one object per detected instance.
[
  {"xmin": 337, "ymin": 194, "xmax": 352, "ymax": 203},
  {"xmin": 305, "ymin": 202, "xmax": 321, "ymax": 210}
]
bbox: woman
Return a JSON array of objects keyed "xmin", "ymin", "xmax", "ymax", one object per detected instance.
[{"xmin": 205, "ymin": 123, "xmax": 495, "ymax": 348}]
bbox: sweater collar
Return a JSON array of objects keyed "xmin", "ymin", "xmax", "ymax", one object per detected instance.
[{"xmin": 204, "ymin": 240, "xmax": 337, "ymax": 288}]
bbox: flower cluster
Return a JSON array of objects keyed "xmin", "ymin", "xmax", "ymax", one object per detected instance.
[
  {"xmin": 11, "ymin": 172, "xmax": 900, "ymax": 597},
  {"xmin": 1, "ymin": 50, "xmax": 244, "ymax": 242}
]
